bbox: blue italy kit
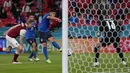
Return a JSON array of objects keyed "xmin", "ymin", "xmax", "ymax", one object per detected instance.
[
  {"xmin": 26, "ymin": 21, "xmax": 38, "ymax": 59},
  {"xmin": 38, "ymin": 13, "xmax": 61, "ymax": 60},
  {"xmin": 26, "ymin": 21, "xmax": 38, "ymax": 40},
  {"xmin": 39, "ymin": 13, "xmax": 52, "ymax": 43}
]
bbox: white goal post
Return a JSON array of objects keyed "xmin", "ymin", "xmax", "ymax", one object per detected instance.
[
  {"xmin": 62, "ymin": 0, "xmax": 130, "ymax": 73},
  {"xmin": 62, "ymin": 0, "xmax": 68, "ymax": 73}
]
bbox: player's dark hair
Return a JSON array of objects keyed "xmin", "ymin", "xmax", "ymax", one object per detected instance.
[
  {"xmin": 28, "ymin": 12, "xmax": 35, "ymax": 17},
  {"xmin": 50, "ymin": 8, "xmax": 56, "ymax": 12}
]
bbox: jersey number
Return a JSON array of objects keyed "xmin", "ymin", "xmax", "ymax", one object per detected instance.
[{"xmin": 106, "ymin": 20, "xmax": 116, "ymax": 30}]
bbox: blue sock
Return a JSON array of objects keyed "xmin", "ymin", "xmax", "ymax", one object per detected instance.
[
  {"xmin": 43, "ymin": 47, "xmax": 48, "ymax": 60},
  {"xmin": 29, "ymin": 52, "xmax": 33, "ymax": 58},
  {"xmin": 52, "ymin": 41, "xmax": 60, "ymax": 50},
  {"xmin": 33, "ymin": 52, "xmax": 37, "ymax": 59}
]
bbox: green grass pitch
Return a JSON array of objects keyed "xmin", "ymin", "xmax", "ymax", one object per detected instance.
[
  {"xmin": 0, "ymin": 52, "xmax": 62, "ymax": 73},
  {"xmin": 0, "ymin": 52, "xmax": 130, "ymax": 73},
  {"xmin": 68, "ymin": 53, "xmax": 130, "ymax": 73}
]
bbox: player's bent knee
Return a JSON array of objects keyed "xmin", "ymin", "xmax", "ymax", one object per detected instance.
[
  {"xmin": 16, "ymin": 45, "xmax": 21, "ymax": 50},
  {"xmin": 16, "ymin": 45, "xmax": 23, "ymax": 53},
  {"xmin": 116, "ymin": 48, "xmax": 121, "ymax": 53},
  {"xmin": 32, "ymin": 48, "xmax": 37, "ymax": 51},
  {"xmin": 42, "ymin": 43, "xmax": 47, "ymax": 47},
  {"xmin": 32, "ymin": 47, "xmax": 37, "ymax": 51},
  {"xmin": 94, "ymin": 47, "xmax": 98, "ymax": 53},
  {"xmin": 48, "ymin": 37, "xmax": 54, "ymax": 42},
  {"xmin": 5, "ymin": 48, "xmax": 11, "ymax": 53},
  {"xmin": 32, "ymin": 42, "xmax": 37, "ymax": 47}
]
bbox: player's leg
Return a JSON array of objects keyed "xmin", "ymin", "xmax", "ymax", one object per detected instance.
[
  {"xmin": 27, "ymin": 39, "xmax": 39, "ymax": 61},
  {"xmin": 31, "ymin": 41, "xmax": 40, "ymax": 61},
  {"xmin": 94, "ymin": 43, "xmax": 101, "ymax": 62},
  {"xmin": 93, "ymin": 38, "xmax": 108, "ymax": 66},
  {"xmin": 28, "ymin": 52, "xmax": 33, "ymax": 61},
  {"xmin": 12, "ymin": 47, "xmax": 21, "ymax": 64},
  {"xmin": 48, "ymin": 32, "xmax": 62, "ymax": 52},
  {"xmin": 3, "ymin": 40, "xmax": 12, "ymax": 52},
  {"xmin": 42, "ymin": 42, "xmax": 52, "ymax": 63},
  {"xmin": 40, "ymin": 31, "xmax": 51, "ymax": 63},
  {"xmin": 93, "ymin": 43, "xmax": 101, "ymax": 66},
  {"xmin": 11, "ymin": 39, "xmax": 22, "ymax": 64},
  {"xmin": 5, "ymin": 35, "xmax": 21, "ymax": 64},
  {"xmin": 3, "ymin": 35, "xmax": 13, "ymax": 52},
  {"xmin": 113, "ymin": 38, "xmax": 127, "ymax": 66},
  {"xmin": 27, "ymin": 39, "xmax": 34, "ymax": 61},
  {"xmin": 3, "ymin": 46, "xmax": 12, "ymax": 53}
]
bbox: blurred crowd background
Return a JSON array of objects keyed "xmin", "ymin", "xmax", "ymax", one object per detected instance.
[
  {"xmin": 0, "ymin": 0, "xmax": 62, "ymax": 28},
  {"xmin": 68, "ymin": 0, "xmax": 130, "ymax": 26}
]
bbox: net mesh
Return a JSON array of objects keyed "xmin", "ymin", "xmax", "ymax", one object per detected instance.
[{"xmin": 68, "ymin": 0, "xmax": 130, "ymax": 73}]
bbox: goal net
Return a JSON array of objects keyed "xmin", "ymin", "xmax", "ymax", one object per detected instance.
[{"xmin": 65, "ymin": 0, "xmax": 130, "ymax": 73}]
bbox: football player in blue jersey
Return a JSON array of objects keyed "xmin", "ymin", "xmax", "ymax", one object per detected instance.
[
  {"xmin": 26, "ymin": 14, "xmax": 40, "ymax": 61},
  {"xmin": 39, "ymin": 9, "xmax": 62, "ymax": 63}
]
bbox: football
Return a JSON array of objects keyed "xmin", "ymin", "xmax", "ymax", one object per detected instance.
[{"xmin": 68, "ymin": 48, "xmax": 72, "ymax": 56}]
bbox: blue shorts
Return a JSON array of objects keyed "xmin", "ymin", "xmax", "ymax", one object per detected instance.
[
  {"xmin": 39, "ymin": 31, "xmax": 53, "ymax": 43},
  {"xmin": 26, "ymin": 38, "xmax": 37, "ymax": 46}
]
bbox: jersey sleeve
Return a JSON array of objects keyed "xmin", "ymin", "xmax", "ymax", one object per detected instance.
[
  {"xmin": 20, "ymin": 29, "xmax": 26, "ymax": 37},
  {"xmin": 43, "ymin": 14, "xmax": 50, "ymax": 19}
]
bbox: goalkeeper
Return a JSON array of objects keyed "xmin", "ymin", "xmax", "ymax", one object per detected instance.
[{"xmin": 93, "ymin": 18, "xmax": 127, "ymax": 67}]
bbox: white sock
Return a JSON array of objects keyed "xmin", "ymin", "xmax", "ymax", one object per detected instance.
[{"xmin": 15, "ymin": 50, "xmax": 19, "ymax": 54}]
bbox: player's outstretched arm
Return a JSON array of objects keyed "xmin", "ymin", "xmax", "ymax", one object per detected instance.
[
  {"xmin": 47, "ymin": 16, "xmax": 61, "ymax": 22},
  {"xmin": 19, "ymin": 29, "xmax": 26, "ymax": 52},
  {"xmin": 19, "ymin": 36, "xmax": 24, "ymax": 48},
  {"xmin": 19, "ymin": 35, "xmax": 25, "ymax": 53}
]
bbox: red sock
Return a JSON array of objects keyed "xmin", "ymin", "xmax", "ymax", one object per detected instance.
[
  {"xmin": 13, "ymin": 53, "xmax": 19, "ymax": 62},
  {"xmin": 0, "ymin": 48, "xmax": 3, "ymax": 51}
]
